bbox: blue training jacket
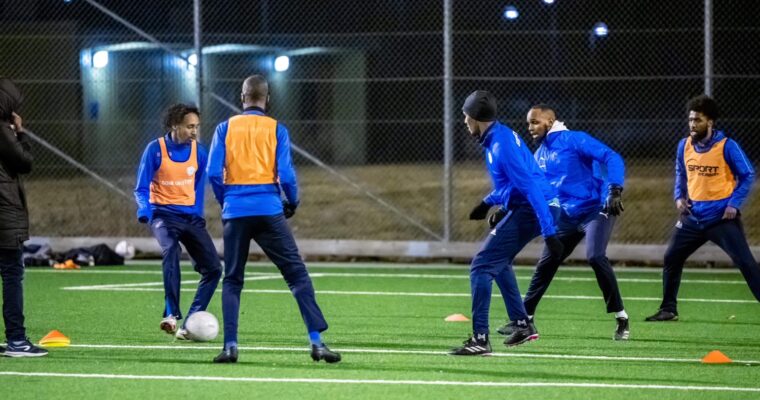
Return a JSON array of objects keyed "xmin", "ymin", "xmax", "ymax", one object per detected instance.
[
  {"xmin": 675, "ymin": 130, "xmax": 755, "ymax": 224},
  {"xmin": 480, "ymin": 122, "xmax": 557, "ymax": 237},
  {"xmin": 534, "ymin": 128, "xmax": 625, "ymax": 218},
  {"xmin": 206, "ymin": 108, "xmax": 298, "ymax": 219},
  {"xmin": 134, "ymin": 133, "xmax": 208, "ymax": 221}
]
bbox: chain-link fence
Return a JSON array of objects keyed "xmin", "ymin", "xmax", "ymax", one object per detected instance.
[{"xmin": 1, "ymin": 0, "xmax": 757, "ymax": 245}]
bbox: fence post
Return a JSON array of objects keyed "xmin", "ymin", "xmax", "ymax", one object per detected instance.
[
  {"xmin": 443, "ymin": 0, "xmax": 453, "ymax": 243},
  {"xmin": 194, "ymin": 0, "xmax": 203, "ymax": 119},
  {"xmin": 704, "ymin": 0, "xmax": 713, "ymax": 96}
]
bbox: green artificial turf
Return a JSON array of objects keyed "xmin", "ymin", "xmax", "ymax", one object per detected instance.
[{"xmin": 2, "ymin": 262, "xmax": 759, "ymax": 399}]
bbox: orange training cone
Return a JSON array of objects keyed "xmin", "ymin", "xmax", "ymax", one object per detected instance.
[
  {"xmin": 701, "ymin": 350, "xmax": 732, "ymax": 364},
  {"xmin": 39, "ymin": 330, "xmax": 71, "ymax": 348},
  {"xmin": 445, "ymin": 313, "xmax": 470, "ymax": 322}
]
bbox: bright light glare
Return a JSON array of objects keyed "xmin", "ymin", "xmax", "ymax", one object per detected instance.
[
  {"xmin": 503, "ymin": 6, "xmax": 519, "ymax": 20},
  {"xmin": 274, "ymin": 55, "xmax": 290, "ymax": 72},
  {"xmin": 92, "ymin": 51, "xmax": 109, "ymax": 69},
  {"xmin": 593, "ymin": 22, "xmax": 609, "ymax": 37},
  {"xmin": 188, "ymin": 53, "xmax": 198, "ymax": 66},
  {"xmin": 543, "ymin": 0, "xmax": 555, "ymax": 4}
]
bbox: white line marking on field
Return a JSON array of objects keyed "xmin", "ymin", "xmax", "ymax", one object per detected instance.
[
  {"xmin": 49, "ymin": 270, "xmax": 749, "ymax": 285},
  {"xmin": 0, "ymin": 371, "xmax": 757, "ymax": 392},
  {"xmin": 59, "ymin": 285, "xmax": 759, "ymax": 304},
  {"xmin": 58, "ymin": 343, "xmax": 760, "ymax": 365},
  {"xmin": 61, "ymin": 274, "xmax": 282, "ymax": 291}
]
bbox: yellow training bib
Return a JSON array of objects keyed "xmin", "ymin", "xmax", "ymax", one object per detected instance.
[
  {"xmin": 223, "ymin": 115, "xmax": 278, "ymax": 185},
  {"xmin": 684, "ymin": 137, "xmax": 735, "ymax": 201}
]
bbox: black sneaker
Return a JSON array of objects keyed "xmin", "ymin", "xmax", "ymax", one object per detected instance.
[
  {"xmin": 497, "ymin": 317, "xmax": 535, "ymax": 336},
  {"xmin": 310, "ymin": 344, "xmax": 341, "ymax": 363},
  {"xmin": 614, "ymin": 318, "xmax": 630, "ymax": 341},
  {"xmin": 213, "ymin": 346, "xmax": 238, "ymax": 363},
  {"xmin": 4, "ymin": 338, "xmax": 49, "ymax": 357},
  {"xmin": 0, "ymin": 345, "xmax": 5, "ymax": 354},
  {"xmin": 449, "ymin": 335, "xmax": 492, "ymax": 356},
  {"xmin": 644, "ymin": 310, "xmax": 678, "ymax": 322},
  {"xmin": 504, "ymin": 320, "xmax": 539, "ymax": 347}
]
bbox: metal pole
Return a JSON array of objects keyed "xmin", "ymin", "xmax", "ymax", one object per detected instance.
[
  {"xmin": 194, "ymin": 0, "xmax": 203, "ymax": 116},
  {"xmin": 704, "ymin": 0, "xmax": 713, "ymax": 96},
  {"xmin": 442, "ymin": 0, "xmax": 453, "ymax": 243}
]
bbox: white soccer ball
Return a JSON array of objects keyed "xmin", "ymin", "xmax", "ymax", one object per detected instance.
[
  {"xmin": 114, "ymin": 240, "xmax": 135, "ymax": 260},
  {"xmin": 184, "ymin": 311, "xmax": 219, "ymax": 342}
]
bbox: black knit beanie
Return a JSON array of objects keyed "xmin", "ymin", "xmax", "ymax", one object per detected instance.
[{"xmin": 462, "ymin": 90, "xmax": 497, "ymax": 122}]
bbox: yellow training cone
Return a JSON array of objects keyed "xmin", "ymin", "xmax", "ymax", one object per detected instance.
[
  {"xmin": 39, "ymin": 330, "xmax": 71, "ymax": 348},
  {"xmin": 444, "ymin": 313, "xmax": 470, "ymax": 322},
  {"xmin": 701, "ymin": 350, "xmax": 732, "ymax": 364}
]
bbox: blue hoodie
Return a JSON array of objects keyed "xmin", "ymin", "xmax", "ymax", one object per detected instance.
[
  {"xmin": 480, "ymin": 122, "xmax": 557, "ymax": 237},
  {"xmin": 534, "ymin": 126, "xmax": 625, "ymax": 218},
  {"xmin": 674, "ymin": 130, "xmax": 755, "ymax": 224}
]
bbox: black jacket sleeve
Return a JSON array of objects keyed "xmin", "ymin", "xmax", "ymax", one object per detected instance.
[{"xmin": 0, "ymin": 124, "xmax": 33, "ymax": 175}]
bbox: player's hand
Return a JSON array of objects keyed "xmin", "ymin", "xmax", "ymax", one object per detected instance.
[
  {"xmin": 544, "ymin": 235, "xmax": 564, "ymax": 262},
  {"xmin": 469, "ymin": 201, "xmax": 491, "ymax": 220},
  {"xmin": 488, "ymin": 208, "xmax": 507, "ymax": 228},
  {"xmin": 675, "ymin": 198, "xmax": 692, "ymax": 215},
  {"xmin": 604, "ymin": 185, "xmax": 624, "ymax": 216},
  {"xmin": 138, "ymin": 216, "xmax": 149, "ymax": 224},
  {"xmin": 10, "ymin": 112, "xmax": 23, "ymax": 133},
  {"xmin": 722, "ymin": 206, "xmax": 738, "ymax": 220},
  {"xmin": 283, "ymin": 201, "xmax": 297, "ymax": 219}
]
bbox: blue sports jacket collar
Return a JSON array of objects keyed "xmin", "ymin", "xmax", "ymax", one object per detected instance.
[
  {"xmin": 243, "ymin": 106, "xmax": 266, "ymax": 115},
  {"xmin": 691, "ymin": 130, "xmax": 725, "ymax": 151},
  {"xmin": 479, "ymin": 122, "xmax": 498, "ymax": 147}
]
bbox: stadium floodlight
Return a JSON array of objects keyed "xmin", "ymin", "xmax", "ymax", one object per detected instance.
[
  {"xmin": 92, "ymin": 50, "xmax": 109, "ymax": 69},
  {"xmin": 274, "ymin": 55, "xmax": 290, "ymax": 72},
  {"xmin": 503, "ymin": 5, "xmax": 519, "ymax": 20},
  {"xmin": 188, "ymin": 53, "xmax": 198, "ymax": 66},
  {"xmin": 593, "ymin": 22, "xmax": 609, "ymax": 37},
  {"xmin": 543, "ymin": 0, "xmax": 555, "ymax": 4}
]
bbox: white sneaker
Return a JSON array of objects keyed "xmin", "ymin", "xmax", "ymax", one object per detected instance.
[
  {"xmin": 175, "ymin": 328, "xmax": 190, "ymax": 340},
  {"xmin": 160, "ymin": 316, "xmax": 177, "ymax": 334}
]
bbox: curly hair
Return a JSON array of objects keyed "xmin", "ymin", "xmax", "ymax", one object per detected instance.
[
  {"xmin": 162, "ymin": 103, "xmax": 199, "ymax": 131},
  {"xmin": 687, "ymin": 95, "xmax": 719, "ymax": 120}
]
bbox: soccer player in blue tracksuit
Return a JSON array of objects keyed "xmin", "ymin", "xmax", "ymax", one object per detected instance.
[
  {"xmin": 497, "ymin": 104, "xmax": 630, "ymax": 341},
  {"xmin": 450, "ymin": 91, "xmax": 564, "ymax": 356},
  {"xmin": 207, "ymin": 75, "xmax": 340, "ymax": 364},
  {"xmin": 134, "ymin": 104, "xmax": 222, "ymax": 339},
  {"xmin": 646, "ymin": 95, "xmax": 760, "ymax": 321}
]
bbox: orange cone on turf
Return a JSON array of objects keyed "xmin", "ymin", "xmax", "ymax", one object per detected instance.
[
  {"xmin": 444, "ymin": 313, "xmax": 470, "ymax": 322},
  {"xmin": 701, "ymin": 350, "xmax": 732, "ymax": 364},
  {"xmin": 39, "ymin": 330, "xmax": 71, "ymax": 348}
]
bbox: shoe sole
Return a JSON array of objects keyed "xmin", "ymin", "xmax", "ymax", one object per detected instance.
[
  {"xmin": 644, "ymin": 317, "xmax": 678, "ymax": 322},
  {"xmin": 505, "ymin": 333, "xmax": 539, "ymax": 347},
  {"xmin": 613, "ymin": 331, "xmax": 630, "ymax": 341},
  {"xmin": 4, "ymin": 351, "xmax": 48, "ymax": 357},
  {"xmin": 448, "ymin": 351, "xmax": 493, "ymax": 356},
  {"xmin": 160, "ymin": 321, "xmax": 177, "ymax": 334}
]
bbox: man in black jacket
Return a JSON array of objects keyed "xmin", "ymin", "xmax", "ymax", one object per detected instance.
[{"xmin": 0, "ymin": 77, "xmax": 47, "ymax": 357}]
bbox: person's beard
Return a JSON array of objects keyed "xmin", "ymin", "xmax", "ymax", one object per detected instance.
[
  {"xmin": 469, "ymin": 125, "xmax": 481, "ymax": 141},
  {"xmin": 691, "ymin": 128, "xmax": 709, "ymax": 142}
]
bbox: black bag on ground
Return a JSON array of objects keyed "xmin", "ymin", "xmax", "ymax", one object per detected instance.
[{"xmin": 61, "ymin": 243, "xmax": 124, "ymax": 266}]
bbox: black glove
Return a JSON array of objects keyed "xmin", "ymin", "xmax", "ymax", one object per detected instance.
[
  {"xmin": 488, "ymin": 208, "xmax": 507, "ymax": 228},
  {"xmin": 469, "ymin": 201, "xmax": 491, "ymax": 220},
  {"xmin": 604, "ymin": 185, "xmax": 624, "ymax": 216},
  {"xmin": 544, "ymin": 235, "xmax": 564, "ymax": 262},
  {"xmin": 283, "ymin": 201, "xmax": 297, "ymax": 219},
  {"xmin": 138, "ymin": 216, "xmax": 149, "ymax": 224}
]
